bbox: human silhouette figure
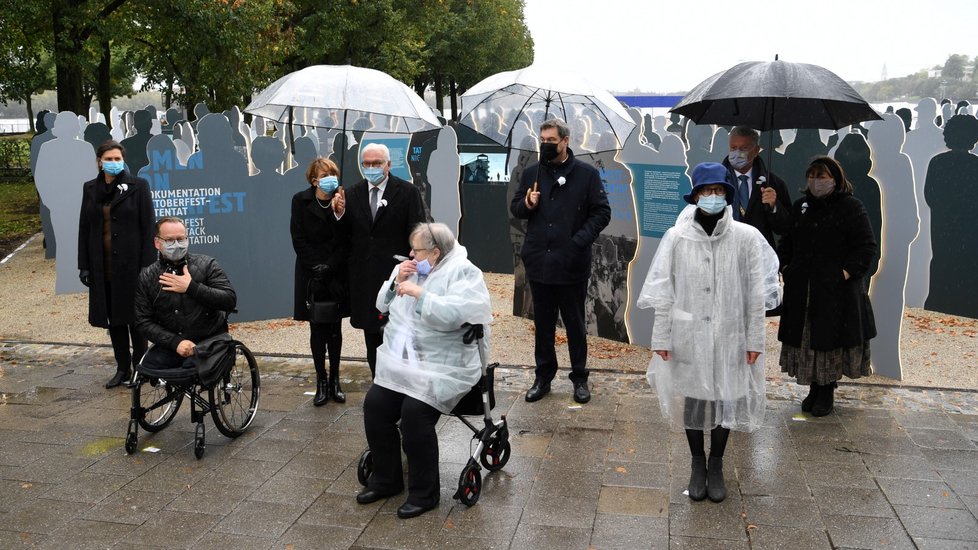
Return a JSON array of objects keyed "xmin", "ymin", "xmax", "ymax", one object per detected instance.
[
  {"xmin": 83, "ymin": 122, "xmax": 113, "ymax": 154},
  {"xmin": 172, "ymin": 121, "xmax": 195, "ymax": 165},
  {"xmin": 895, "ymin": 108, "xmax": 912, "ymax": 132},
  {"xmin": 782, "ymin": 129, "xmax": 829, "ymax": 188},
  {"xmin": 120, "ymin": 110, "xmax": 154, "ymax": 175},
  {"xmin": 834, "ymin": 132, "xmax": 882, "ymax": 280},
  {"xmin": 138, "ymin": 132, "xmax": 188, "ymax": 183},
  {"xmin": 109, "ymin": 107, "xmax": 124, "ymax": 141},
  {"xmin": 161, "ymin": 107, "xmax": 183, "ymax": 135},
  {"xmin": 758, "ymin": 129, "xmax": 787, "ymax": 177},
  {"xmin": 666, "ymin": 112, "xmax": 683, "ymax": 134},
  {"xmin": 34, "ymin": 112, "xmax": 98, "ymax": 294},
  {"xmin": 940, "ymin": 101, "xmax": 955, "ymax": 128},
  {"xmin": 643, "ymin": 113, "xmax": 661, "ymax": 150},
  {"xmin": 329, "ymin": 132, "xmax": 359, "ymax": 186},
  {"xmin": 924, "ymin": 114, "xmax": 978, "ymax": 318},
  {"xmin": 684, "ymin": 121, "xmax": 715, "ymax": 171},
  {"xmin": 427, "ymin": 126, "xmax": 461, "ymax": 232},
  {"xmin": 866, "ymin": 113, "xmax": 918, "ymax": 378},
  {"xmin": 956, "ymin": 100, "xmax": 972, "ymax": 116},
  {"xmin": 283, "ymin": 135, "xmax": 320, "ymax": 189},
  {"xmin": 903, "ymin": 98, "xmax": 947, "ymax": 307},
  {"xmin": 191, "ymin": 103, "xmax": 210, "ymax": 129},
  {"xmin": 31, "ymin": 111, "xmax": 59, "ymax": 258}
]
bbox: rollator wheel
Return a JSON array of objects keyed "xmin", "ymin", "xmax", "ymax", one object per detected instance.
[
  {"xmin": 456, "ymin": 463, "xmax": 482, "ymax": 507},
  {"xmin": 357, "ymin": 449, "xmax": 373, "ymax": 486},
  {"xmin": 479, "ymin": 439, "xmax": 511, "ymax": 472},
  {"xmin": 125, "ymin": 420, "xmax": 138, "ymax": 455},
  {"xmin": 194, "ymin": 423, "xmax": 205, "ymax": 459}
]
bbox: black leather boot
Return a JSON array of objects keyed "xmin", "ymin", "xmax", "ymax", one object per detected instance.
[
  {"xmin": 313, "ymin": 375, "xmax": 329, "ymax": 407},
  {"xmin": 329, "ymin": 369, "xmax": 346, "ymax": 403},
  {"xmin": 688, "ymin": 455, "xmax": 707, "ymax": 501},
  {"xmin": 801, "ymin": 384, "xmax": 819, "ymax": 412},
  {"xmin": 811, "ymin": 382, "xmax": 836, "ymax": 417},
  {"xmin": 105, "ymin": 368, "xmax": 130, "ymax": 389},
  {"xmin": 707, "ymin": 456, "xmax": 727, "ymax": 502}
]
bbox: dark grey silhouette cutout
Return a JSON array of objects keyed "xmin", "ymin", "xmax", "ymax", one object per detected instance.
[
  {"xmin": 329, "ymin": 132, "xmax": 359, "ymax": 185},
  {"xmin": 31, "ymin": 111, "xmax": 57, "ymax": 259},
  {"xmin": 782, "ymin": 129, "xmax": 829, "ymax": 187},
  {"xmin": 684, "ymin": 122, "xmax": 717, "ymax": 171},
  {"xmin": 904, "ymin": 98, "xmax": 946, "ymax": 307},
  {"xmin": 924, "ymin": 114, "xmax": 978, "ymax": 318},
  {"xmin": 120, "ymin": 110, "xmax": 154, "ymax": 175},
  {"xmin": 283, "ymin": 135, "xmax": 319, "ymax": 190},
  {"xmin": 83, "ymin": 123, "xmax": 112, "ymax": 153},
  {"xmin": 643, "ymin": 113, "xmax": 661, "ymax": 150},
  {"xmin": 758, "ymin": 129, "xmax": 787, "ymax": 177},
  {"xmin": 162, "ymin": 107, "xmax": 185, "ymax": 135},
  {"xmin": 895, "ymin": 108, "xmax": 912, "ymax": 132},
  {"xmin": 834, "ymin": 132, "xmax": 882, "ymax": 280}
]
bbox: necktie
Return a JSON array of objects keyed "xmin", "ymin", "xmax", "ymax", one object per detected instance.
[
  {"xmin": 370, "ymin": 186, "xmax": 379, "ymax": 220},
  {"xmin": 737, "ymin": 175, "xmax": 749, "ymax": 218}
]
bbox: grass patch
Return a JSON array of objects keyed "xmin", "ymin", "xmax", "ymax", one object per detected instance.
[{"xmin": 0, "ymin": 181, "xmax": 41, "ymax": 253}]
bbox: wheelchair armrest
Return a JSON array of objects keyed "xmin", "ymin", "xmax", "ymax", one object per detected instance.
[{"xmin": 462, "ymin": 323, "xmax": 484, "ymax": 344}]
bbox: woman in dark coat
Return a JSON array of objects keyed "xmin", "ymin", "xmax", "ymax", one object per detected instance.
[
  {"xmin": 291, "ymin": 157, "xmax": 350, "ymax": 406},
  {"xmin": 78, "ymin": 140, "xmax": 157, "ymax": 388},
  {"xmin": 778, "ymin": 156, "xmax": 877, "ymax": 416}
]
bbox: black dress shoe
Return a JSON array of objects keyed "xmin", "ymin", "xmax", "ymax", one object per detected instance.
[
  {"xmin": 356, "ymin": 488, "xmax": 400, "ymax": 504},
  {"xmin": 105, "ymin": 369, "xmax": 130, "ymax": 389},
  {"xmin": 396, "ymin": 501, "xmax": 437, "ymax": 519},
  {"xmin": 573, "ymin": 381, "xmax": 591, "ymax": 404},
  {"xmin": 524, "ymin": 381, "xmax": 551, "ymax": 402}
]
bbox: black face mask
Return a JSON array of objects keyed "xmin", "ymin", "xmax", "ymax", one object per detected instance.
[{"xmin": 540, "ymin": 142, "xmax": 559, "ymax": 163}]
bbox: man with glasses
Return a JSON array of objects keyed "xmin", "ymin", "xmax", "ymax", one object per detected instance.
[
  {"xmin": 511, "ymin": 118, "xmax": 611, "ymax": 404},
  {"xmin": 723, "ymin": 126, "xmax": 792, "ymax": 249},
  {"xmin": 134, "ymin": 217, "xmax": 236, "ymax": 369},
  {"xmin": 333, "ymin": 143, "xmax": 426, "ymax": 377}
]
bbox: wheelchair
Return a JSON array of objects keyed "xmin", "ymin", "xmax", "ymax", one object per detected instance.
[
  {"xmin": 124, "ymin": 336, "xmax": 260, "ymax": 459},
  {"xmin": 356, "ymin": 323, "xmax": 510, "ymax": 507}
]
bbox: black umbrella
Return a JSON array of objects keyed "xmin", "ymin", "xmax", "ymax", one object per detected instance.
[{"xmin": 671, "ymin": 58, "xmax": 882, "ymax": 131}]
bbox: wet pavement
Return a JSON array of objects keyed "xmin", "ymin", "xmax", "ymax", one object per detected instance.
[{"xmin": 1, "ymin": 341, "xmax": 977, "ymax": 549}]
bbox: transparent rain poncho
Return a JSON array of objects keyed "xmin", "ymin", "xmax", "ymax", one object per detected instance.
[
  {"xmin": 374, "ymin": 244, "xmax": 493, "ymax": 414},
  {"xmin": 637, "ymin": 204, "xmax": 781, "ymax": 432}
]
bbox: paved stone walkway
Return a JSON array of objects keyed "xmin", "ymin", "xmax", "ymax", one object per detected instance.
[{"xmin": 1, "ymin": 342, "xmax": 977, "ymax": 549}]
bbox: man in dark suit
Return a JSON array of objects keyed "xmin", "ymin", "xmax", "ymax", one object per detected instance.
[
  {"xmin": 722, "ymin": 126, "xmax": 793, "ymax": 249},
  {"xmin": 510, "ymin": 118, "xmax": 611, "ymax": 404},
  {"xmin": 333, "ymin": 143, "xmax": 426, "ymax": 377}
]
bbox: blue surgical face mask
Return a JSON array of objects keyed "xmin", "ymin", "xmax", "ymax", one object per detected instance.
[
  {"xmin": 697, "ymin": 194, "xmax": 727, "ymax": 215},
  {"xmin": 415, "ymin": 258, "xmax": 432, "ymax": 277},
  {"xmin": 727, "ymin": 150, "xmax": 750, "ymax": 170},
  {"xmin": 102, "ymin": 160, "xmax": 125, "ymax": 176},
  {"xmin": 318, "ymin": 175, "xmax": 339, "ymax": 194},
  {"xmin": 363, "ymin": 166, "xmax": 386, "ymax": 184}
]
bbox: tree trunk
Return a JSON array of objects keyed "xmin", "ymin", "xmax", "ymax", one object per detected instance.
[
  {"xmin": 434, "ymin": 75, "xmax": 444, "ymax": 115},
  {"xmin": 449, "ymin": 80, "xmax": 458, "ymax": 121},
  {"xmin": 26, "ymin": 99, "xmax": 35, "ymax": 133},
  {"xmin": 52, "ymin": 0, "xmax": 86, "ymax": 114},
  {"xmin": 98, "ymin": 39, "xmax": 112, "ymax": 127}
]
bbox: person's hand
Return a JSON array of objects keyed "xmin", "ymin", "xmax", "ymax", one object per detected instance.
[
  {"xmin": 396, "ymin": 279, "xmax": 423, "ymax": 299},
  {"xmin": 160, "ymin": 269, "xmax": 192, "ymax": 293},
  {"xmin": 396, "ymin": 259, "xmax": 417, "ymax": 282},
  {"xmin": 761, "ymin": 186, "xmax": 777, "ymax": 208},
  {"xmin": 312, "ymin": 264, "xmax": 330, "ymax": 279},
  {"xmin": 842, "ymin": 269, "xmax": 850, "ymax": 280},
  {"xmin": 654, "ymin": 350, "xmax": 671, "ymax": 361},
  {"xmin": 79, "ymin": 270, "xmax": 91, "ymax": 287},
  {"xmin": 177, "ymin": 339, "xmax": 196, "ymax": 358},
  {"xmin": 331, "ymin": 187, "xmax": 345, "ymax": 215},
  {"xmin": 525, "ymin": 182, "xmax": 540, "ymax": 209},
  {"xmin": 746, "ymin": 351, "xmax": 761, "ymax": 365}
]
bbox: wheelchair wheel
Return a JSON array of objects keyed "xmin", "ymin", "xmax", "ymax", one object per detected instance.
[
  {"xmin": 479, "ymin": 439, "xmax": 511, "ymax": 472},
  {"xmin": 456, "ymin": 463, "xmax": 482, "ymax": 507},
  {"xmin": 135, "ymin": 377, "xmax": 183, "ymax": 433},
  {"xmin": 357, "ymin": 449, "xmax": 373, "ymax": 486},
  {"xmin": 209, "ymin": 342, "xmax": 260, "ymax": 438}
]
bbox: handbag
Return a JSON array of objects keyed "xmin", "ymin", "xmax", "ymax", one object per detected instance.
[
  {"xmin": 306, "ymin": 280, "xmax": 340, "ymax": 323},
  {"xmin": 192, "ymin": 333, "xmax": 235, "ymax": 387}
]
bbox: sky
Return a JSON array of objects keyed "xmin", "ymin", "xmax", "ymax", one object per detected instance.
[{"xmin": 522, "ymin": 0, "xmax": 977, "ymax": 94}]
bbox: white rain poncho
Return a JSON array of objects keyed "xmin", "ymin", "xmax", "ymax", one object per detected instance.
[
  {"xmin": 374, "ymin": 244, "xmax": 493, "ymax": 414},
  {"xmin": 637, "ymin": 204, "xmax": 781, "ymax": 432}
]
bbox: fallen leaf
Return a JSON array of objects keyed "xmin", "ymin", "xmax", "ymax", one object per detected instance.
[{"xmin": 615, "ymin": 466, "xmax": 627, "ymax": 474}]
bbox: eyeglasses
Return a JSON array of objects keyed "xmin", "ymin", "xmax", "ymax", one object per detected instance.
[
  {"xmin": 361, "ymin": 160, "xmax": 386, "ymax": 168},
  {"xmin": 411, "ymin": 247, "xmax": 433, "ymax": 254},
  {"xmin": 156, "ymin": 237, "xmax": 188, "ymax": 245},
  {"xmin": 699, "ymin": 187, "xmax": 727, "ymax": 197}
]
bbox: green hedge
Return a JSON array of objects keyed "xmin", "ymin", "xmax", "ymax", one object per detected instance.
[{"xmin": 0, "ymin": 135, "xmax": 32, "ymax": 179}]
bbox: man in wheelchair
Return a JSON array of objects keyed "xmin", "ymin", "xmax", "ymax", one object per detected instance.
[{"xmin": 134, "ymin": 216, "xmax": 237, "ymax": 369}]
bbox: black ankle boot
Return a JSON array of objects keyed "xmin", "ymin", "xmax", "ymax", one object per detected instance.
[
  {"xmin": 329, "ymin": 364, "xmax": 345, "ymax": 403},
  {"xmin": 688, "ymin": 455, "xmax": 707, "ymax": 501},
  {"xmin": 801, "ymin": 384, "xmax": 819, "ymax": 412},
  {"xmin": 707, "ymin": 456, "xmax": 727, "ymax": 502},
  {"xmin": 811, "ymin": 382, "xmax": 836, "ymax": 417},
  {"xmin": 313, "ymin": 376, "xmax": 329, "ymax": 407},
  {"xmin": 105, "ymin": 368, "xmax": 130, "ymax": 389}
]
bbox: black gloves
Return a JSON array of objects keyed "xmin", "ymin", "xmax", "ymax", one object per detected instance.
[
  {"xmin": 312, "ymin": 264, "xmax": 331, "ymax": 279},
  {"xmin": 79, "ymin": 270, "xmax": 91, "ymax": 287}
]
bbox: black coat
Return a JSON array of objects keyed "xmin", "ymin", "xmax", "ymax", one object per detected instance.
[
  {"xmin": 134, "ymin": 254, "xmax": 237, "ymax": 351},
  {"xmin": 290, "ymin": 186, "xmax": 350, "ymax": 321},
  {"xmin": 510, "ymin": 149, "xmax": 611, "ymax": 285},
  {"xmin": 777, "ymin": 191, "xmax": 878, "ymax": 351},
  {"xmin": 77, "ymin": 171, "xmax": 156, "ymax": 328},
  {"xmin": 722, "ymin": 156, "xmax": 793, "ymax": 249},
  {"xmin": 339, "ymin": 175, "xmax": 426, "ymax": 332}
]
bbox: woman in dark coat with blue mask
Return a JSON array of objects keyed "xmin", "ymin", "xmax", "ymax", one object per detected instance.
[
  {"xmin": 78, "ymin": 140, "xmax": 156, "ymax": 388},
  {"xmin": 778, "ymin": 156, "xmax": 878, "ymax": 417},
  {"xmin": 291, "ymin": 157, "xmax": 350, "ymax": 406}
]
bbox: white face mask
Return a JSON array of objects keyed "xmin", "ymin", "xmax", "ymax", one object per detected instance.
[
  {"xmin": 696, "ymin": 194, "xmax": 727, "ymax": 214},
  {"xmin": 728, "ymin": 150, "xmax": 751, "ymax": 170},
  {"xmin": 807, "ymin": 177, "xmax": 835, "ymax": 198}
]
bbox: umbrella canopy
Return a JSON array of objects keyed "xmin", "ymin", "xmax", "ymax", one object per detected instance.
[
  {"xmin": 458, "ymin": 64, "xmax": 635, "ymax": 152},
  {"xmin": 244, "ymin": 64, "xmax": 441, "ymax": 134},
  {"xmin": 671, "ymin": 60, "xmax": 882, "ymax": 130}
]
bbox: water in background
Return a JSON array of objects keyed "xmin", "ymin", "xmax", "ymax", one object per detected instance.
[{"xmin": 0, "ymin": 119, "xmax": 31, "ymax": 134}]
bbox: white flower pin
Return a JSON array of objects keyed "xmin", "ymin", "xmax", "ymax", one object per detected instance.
[
  {"xmin": 801, "ymin": 201, "xmax": 808, "ymax": 214},
  {"xmin": 379, "ymin": 199, "xmax": 388, "ymax": 208},
  {"xmin": 118, "ymin": 183, "xmax": 129, "ymax": 193},
  {"xmin": 557, "ymin": 176, "xmax": 566, "ymax": 186},
  {"xmin": 755, "ymin": 176, "xmax": 766, "ymax": 187}
]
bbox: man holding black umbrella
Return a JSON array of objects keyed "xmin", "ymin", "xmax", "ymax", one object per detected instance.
[
  {"xmin": 722, "ymin": 126, "xmax": 793, "ymax": 248},
  {"xmin": 511, "ymin": 118, "xmax": 611, "ymax": 404}
]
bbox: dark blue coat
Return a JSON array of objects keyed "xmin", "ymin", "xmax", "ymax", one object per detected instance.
[{"xmin": 511, "ymin": 149, "xmax": 611, "ymax": 285}]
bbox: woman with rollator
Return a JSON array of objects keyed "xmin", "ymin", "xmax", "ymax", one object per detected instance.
[
  {"xmin": 638, "ymin": 162, "xmax": 781, "ymax": 502},
  {"xmin": 357, "ymin": 222, "xmax": 492, "ymax": 519}
]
